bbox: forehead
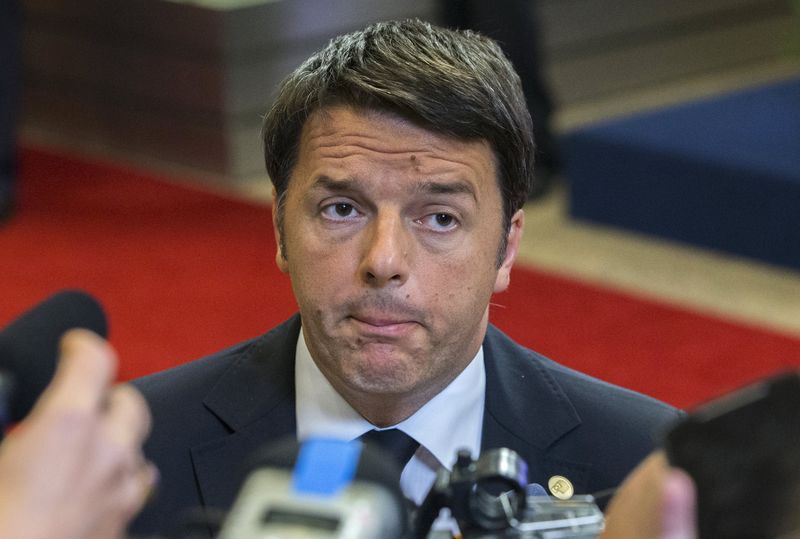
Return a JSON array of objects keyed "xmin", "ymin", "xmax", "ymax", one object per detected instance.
[{"xmin": 292, "ymin": 106, "xmax": 499, "ymax": 189}]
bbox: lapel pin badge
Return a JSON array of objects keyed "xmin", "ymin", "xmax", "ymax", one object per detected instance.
[{"xmin": 548, "ymin": 475, "xmax": 574, "ymax": 500}]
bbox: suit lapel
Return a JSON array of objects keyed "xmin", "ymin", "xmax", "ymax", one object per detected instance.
[
  {"xmin": 481, "ymin": 325, "xmax": 593, "ymax": 494},
  {"xmin": 191, "ymin": 315, "xmax": 301, "ymax": 510},
  {"xmin": 187, "ymin": 319, "xmax": 597, "ymax": 507}
]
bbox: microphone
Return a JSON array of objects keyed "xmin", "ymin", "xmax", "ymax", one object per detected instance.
[
  {"xmin": 0, "ymin": 290, "xmax": 107, "ymax": 423},
  {"xmin": 217, "ymin": 437, "xmax": 409, "ymax": 539},
  {"xmin": 416, "ymin": 448, "xmax": 604, "ymax": 538},
  {"xmin": 526, "ymin": 483, "xmax": 548, "ymax": 497}
]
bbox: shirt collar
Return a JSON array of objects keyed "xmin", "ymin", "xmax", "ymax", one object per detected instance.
[{"xmin": 295, "ymin": 325, "xmax": 485, "ymax": 470}]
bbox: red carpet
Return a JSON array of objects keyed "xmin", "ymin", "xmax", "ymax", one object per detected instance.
[{"xmin": 2, "ymin": 147, "xmax": 799, "ymax": 409}]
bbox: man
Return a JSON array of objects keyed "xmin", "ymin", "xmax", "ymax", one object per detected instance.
[
  {"xmin": 604, "ymin": 371, "xmax": 800, "ymax": 539},
  {"xmin": 601, "ymin": 452, "xmax": 698, "ymax": 539},
  {"xmin": 441, "ymin": 0, "xmax": 561, "ymax": 199},
  {"xmin": 0, "ymin": 330, "xmax": 156, "ymax": 539},
  {"xmin": 131, "ymin": 19, "xmax": 681, "ymax": 536},
  {"xmin": 0, "ymin": 0, "xmax": 18, "ymax": 222}
]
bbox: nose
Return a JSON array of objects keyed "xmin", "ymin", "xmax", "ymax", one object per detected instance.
[{"xmin": 358, "ymin": 212, "xmax": 410, "ymax": 288}]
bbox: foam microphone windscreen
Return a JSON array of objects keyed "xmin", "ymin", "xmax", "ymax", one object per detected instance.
[
  {"xmin": 247, "ymin": 435, "xmax": 407, "ymax": 500},
  {"xmin": 243, "ymin": 436, "xmax": 409, "ymax": 532},
  {"xmin": 0, "ymin": 290, "xmax": 107, "ymax": 422}
]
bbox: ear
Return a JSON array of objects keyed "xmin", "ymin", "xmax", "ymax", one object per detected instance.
[
  {"xmin": 272, "ymin": 188, "xmax": 289, "ymax": 273},
  {"xmin": 493, "ymin": 209, "xmax": 524, "ymax": 293}
]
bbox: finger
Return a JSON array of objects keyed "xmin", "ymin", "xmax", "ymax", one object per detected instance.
[
  {"xmin": 601, "ymin": 451, "xmax": 670, "ymax": 539},
  {"xmin": 111, "ymin": 460, "xmax": 159, "ymax": 520},
  {"xmin": 661, "ymin": 469, "xmax": 698, "ymax": 539},
  {"xmin": 85, "ymin": 461, "xmax": 159, "ymax": 539},
  {"xmin": 133, "ymin": 461, "xmax": 159, "ymax": 513},
  {"xmin": 37, "ymin": 329, "xmax": 117, "ymax": 414},
  {"xmin": 103, "ymin": 384, "xmax": 152, "ymax": 448}
]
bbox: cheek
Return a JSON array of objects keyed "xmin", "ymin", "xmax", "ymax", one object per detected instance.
[
  {"xmin": 419, "ymin": 256, "xmax": 495, "ymax": 312},
  {"xmin": 286, "ymin": 239, "xmax": 354, "ymax": 306}
]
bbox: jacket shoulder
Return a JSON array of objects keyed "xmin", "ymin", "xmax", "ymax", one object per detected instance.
[
  {"xmin": 483, "ymin": 325, "xmax": 683, "ymax": 494},
  {"xmin": 133, "ymin": 314, "xmax": 301, "ymax": 410},
  {"xmin": 133, "ymin": 338, "xmax": 258, "ymax": 408},
  {"xmin": 129, "ymin": 316, "xmax": 301, "ymax": 536}
]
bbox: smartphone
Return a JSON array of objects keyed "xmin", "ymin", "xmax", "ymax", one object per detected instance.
[{"xmin": 665, "ymin": 371, "xmax": 800, "ymax": 538}]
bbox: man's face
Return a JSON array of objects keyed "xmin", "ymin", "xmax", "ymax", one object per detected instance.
[{"xmin": 274, "ymin": 106, "xmax": 523, "ymax": 416}]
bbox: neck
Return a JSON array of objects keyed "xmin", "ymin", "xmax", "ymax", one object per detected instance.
[
  {"xmin": 315, "ymin": 352, "xmax": 473, "ymax": 428},
  {"xmin": 340, "ymin": 387, "xmax": 439, "ymax": 428}
]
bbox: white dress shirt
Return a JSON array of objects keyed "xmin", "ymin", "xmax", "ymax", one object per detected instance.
[{"xmin": 295, "ymin": 326, "xmax": 486, "ymax": 505}]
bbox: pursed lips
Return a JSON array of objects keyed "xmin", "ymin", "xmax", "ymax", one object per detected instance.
[{"xmin": 349, "ymin": 313, "xmax": 420, "ymax": 338}]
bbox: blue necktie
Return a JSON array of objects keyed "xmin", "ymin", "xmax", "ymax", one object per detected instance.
[{"xmin": 359, "ymin": 428, "xmax": 420, "ymax": 469}]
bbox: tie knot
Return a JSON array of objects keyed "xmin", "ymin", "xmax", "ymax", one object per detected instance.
[{"xmin": 359, "ymin": 428, "xmax": 420, "ymax": 470}]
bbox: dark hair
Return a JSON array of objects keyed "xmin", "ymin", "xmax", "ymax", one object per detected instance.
[{"xmin": 262, "ymin": 18, "xmax": 534, "ymax": 264}]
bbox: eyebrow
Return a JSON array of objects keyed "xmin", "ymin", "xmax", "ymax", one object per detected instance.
[
  {"xmin": 414, "ymin": 180, "xmax": 477, "ymax": 202},
  {"xmin": 310, "ymin": 176, "xmax": 360, "ymax": 193},
  {"xmin": 309, "ymin": 176, "xmax": 477, "ymax": 202}
]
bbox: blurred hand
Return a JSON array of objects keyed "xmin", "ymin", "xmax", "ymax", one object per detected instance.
[
  {"xmin": 601, "ymin": 451, "xmax": 697, "ymax": 539},
  {"xmin": 0, "ymin": 329, "xmax": 157, "ymax": 539}
]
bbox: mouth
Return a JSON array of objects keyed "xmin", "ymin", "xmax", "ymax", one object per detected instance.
[{"xmin": 349, "ymin": 314, "xmax": 419, "ymax": 338}]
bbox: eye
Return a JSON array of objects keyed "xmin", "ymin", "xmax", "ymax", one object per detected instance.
[
  {"xmin": 434, "ymin": 213, "xmax": 454, "ymax": 227},
  {"xmin": 321, "ymin": 202, "xmax": 361, "ymax": 221},
  {"xmin": 419, "ymin": 212, "xmax": 459, "ymax": 231}
]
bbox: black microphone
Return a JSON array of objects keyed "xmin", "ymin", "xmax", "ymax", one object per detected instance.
[{"xmin": 0, "ymin": 290, "xmax": 108, "ymax": 423}]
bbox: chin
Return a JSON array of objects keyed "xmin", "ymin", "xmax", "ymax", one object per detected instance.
[{"xmin": 347, "ymin": 359, "xmax": 420, "ymax": 395}]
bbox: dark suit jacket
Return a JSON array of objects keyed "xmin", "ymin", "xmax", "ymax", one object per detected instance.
[{"xmin": 130, "ymin": 314, "xmax": 682, "ymax": 536}]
